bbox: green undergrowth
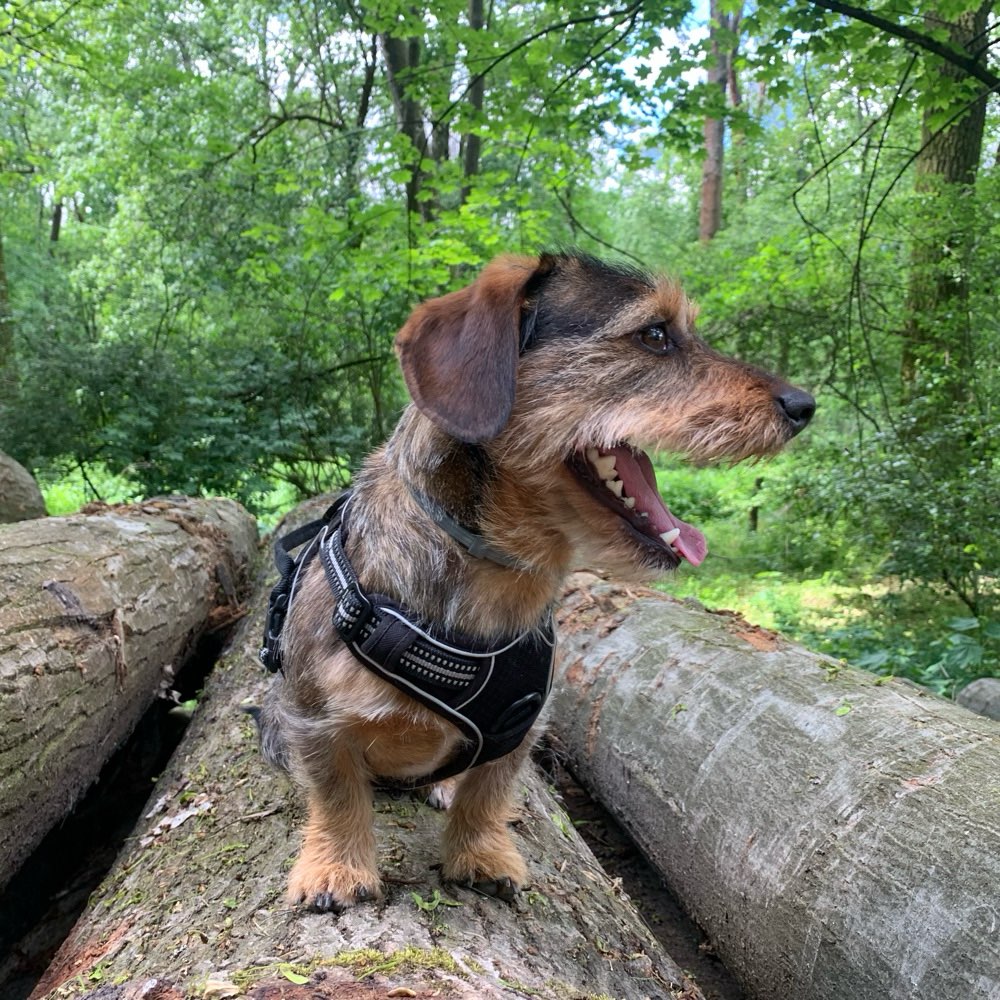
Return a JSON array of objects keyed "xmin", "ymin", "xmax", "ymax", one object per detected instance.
[
  {"xmin": 39, "ymin": 463, "xmax": 145, "ymax": 515},
  {"xmin": 38, "ymin": 459, "xmax": 319, "ymax": 525},
  {"xmin": 34, "ymin": 453, "xmax": 997, "ymax": 698},
  {"xmin": 654, "ymin": 458, "xmax": 998, "ymax": 698}
]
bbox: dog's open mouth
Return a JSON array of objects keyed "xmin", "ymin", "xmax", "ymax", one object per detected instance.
[{"xmin": 567, "ymin": 445, "xmax": 707, "ymax": 567}]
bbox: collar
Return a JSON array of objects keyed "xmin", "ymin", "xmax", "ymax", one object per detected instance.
[{"xmin": 407, "ymin": 486, "xmax": 533, "ymax": 571}]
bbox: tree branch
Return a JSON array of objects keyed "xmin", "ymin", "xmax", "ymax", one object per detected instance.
[
  {"xmin": 808, "ymin": 0, "xmax": 1000, "ymax": 90},
  {"xmin": 551, "ymin": 189, "xmax": 648, "ymax": 267},
  {"xmin": 430, "ymin": 0, "xmax": 643, "ymax": 135}
]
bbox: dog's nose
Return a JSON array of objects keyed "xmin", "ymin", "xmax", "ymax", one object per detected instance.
[{"xmin": 775, "ymin": 387, "xmax": 816, "ymax": 435}]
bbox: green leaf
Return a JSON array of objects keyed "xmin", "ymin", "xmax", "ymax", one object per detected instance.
[
  {"xmin": 410, "ymin": 888, "xmax": 462, "ymax": 911},
  {"xmin": 550, "ymin": 810, "xmax": 574, "ymax": 838},
  {"xmin": 279, "ymin": 965, "xmax": 310, "ymax": 985},
  {"xmin": 947, "ymin": 618, "xmax": 980, "ymax": 632}
]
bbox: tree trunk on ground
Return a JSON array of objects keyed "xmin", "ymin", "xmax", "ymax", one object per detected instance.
[
  {"xmin": 0, "ymin": 496, "xmax": 258, "ymax": 892},
  {"xmin": 957, "ymin": 677, "xmax": 1000, "ymax": 721},
  {"xmin": 0, "ymin": 451, "xmax": 47, "ymax": 523},
  {"xmin": 548, "ymin": 573, "xmax": 1000, "ymax": 1000},
  {"xmin": 32, "ymin": 501, "xmax": 703, "ymax": 1000}
]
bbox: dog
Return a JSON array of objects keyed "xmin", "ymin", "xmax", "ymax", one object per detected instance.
[{"xmin": 257, "ymin": 250, "xmax": 814, "ymax": 913}]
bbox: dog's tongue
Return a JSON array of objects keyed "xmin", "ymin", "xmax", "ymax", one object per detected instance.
[{"xmin": 606, "ymin": 446, "xmax": 708, "ymax": 566}]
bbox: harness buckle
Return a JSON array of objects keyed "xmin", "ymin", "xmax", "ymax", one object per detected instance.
[{"xmin": 333, "ymin": 580, "xmax": 375, "ymax": 646}]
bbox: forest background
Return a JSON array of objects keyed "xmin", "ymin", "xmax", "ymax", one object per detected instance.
[{"xmin": 1, "ymin": 0, "xmax": 998, "ymax": 697}]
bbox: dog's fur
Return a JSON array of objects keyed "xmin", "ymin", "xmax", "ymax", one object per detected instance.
[{"xmin": 260, "ymin": 251, "xmax": 814, "ymax": 912}]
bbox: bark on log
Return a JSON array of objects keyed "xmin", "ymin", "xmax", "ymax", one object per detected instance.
[
  {"xmin": 957, "ymin": 677, "xmax": 1000, "ymax": 721},
  {"xmin": 0, "ymin": 496, "xmax": 258, "ymax": 892},
  {"xmin": 33, "ymin": 502, "xmax": 703, "ymax": 1000},
  {"xmin": 0, "ymin": 450, "xmax": 47, "ymax": 524},
  {"xmin": 548, "ymin": 573, "xmax": 1000, "ymax": 1000}
]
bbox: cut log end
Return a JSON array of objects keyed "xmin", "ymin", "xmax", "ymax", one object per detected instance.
[{"xmin": 0, "ymin": 449, "xmax": 47, "ymax": 523}]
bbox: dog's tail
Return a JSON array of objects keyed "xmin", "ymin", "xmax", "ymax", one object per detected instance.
[{"xmin": 242, "ymin": 700, "xmax": 290, "ymax": 773}]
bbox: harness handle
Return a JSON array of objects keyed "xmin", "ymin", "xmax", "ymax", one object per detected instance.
[{"xmin": 259, "ymin": 496, "xmax": 347, "ymax": 673}]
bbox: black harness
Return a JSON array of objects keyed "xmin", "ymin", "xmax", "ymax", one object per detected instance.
[{"xmin": 259, "ymin": 492, "xmax": 555, "ymax": 785}]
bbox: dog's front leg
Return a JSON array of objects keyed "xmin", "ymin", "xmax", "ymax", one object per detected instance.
[
  {"xmin": 441, "ymin": 741, "xmax": 531, "ymax": 901},
  {"xmin": 287, "ymin": 740, "xmax": 382, "ymax": 912}
]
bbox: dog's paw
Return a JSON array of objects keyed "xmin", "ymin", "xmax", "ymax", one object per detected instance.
[
  {"xmin": 442, "ymin": 840, "xmax": 527, "ymax": 903},
  {"xmin": 464, "ymin": 875, "xmax": 518, "ymax": 902},
  {"xmin": 287, "ymin": 859, "xmax": 382, "ymax": 914}
]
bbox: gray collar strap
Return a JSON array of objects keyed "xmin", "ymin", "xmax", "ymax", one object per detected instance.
[{"xmin": 407, "ymin": 486, "xmax": 533, "ymax": 571}]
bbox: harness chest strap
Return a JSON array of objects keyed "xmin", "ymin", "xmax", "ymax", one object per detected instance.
[{"xmin": 259, "ymin": 492, "xmax": 556, "ymax": 785}]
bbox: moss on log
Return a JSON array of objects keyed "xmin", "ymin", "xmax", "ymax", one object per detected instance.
[{"xmin": 549, "ymin": 573, "xmax": 1000, "ymax": 1000}]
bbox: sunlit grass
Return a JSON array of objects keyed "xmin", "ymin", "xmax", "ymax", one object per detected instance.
[
  {"xmin": 37, "ymin": 459, "xmax": 342, "ymax": 530},
  {"xmin": 649, "ymin": 457, "xmax": 994, "ymax": 696},
  {"xmin": 38, "ymin": 464, "xmax": 144, "ymax": 515}
]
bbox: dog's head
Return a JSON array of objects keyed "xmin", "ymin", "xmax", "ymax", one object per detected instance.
[{"xmin": 395, "ymin": 252, "xmax": 814, "ymax": 572}]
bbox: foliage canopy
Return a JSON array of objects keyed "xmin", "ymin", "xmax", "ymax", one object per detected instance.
[{"xmin": 1, "ymin": 0, "xmax": 998, "ymax": 690}]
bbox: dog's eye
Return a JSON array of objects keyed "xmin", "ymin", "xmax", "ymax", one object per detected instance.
[{"xmin": 635, "ymin": 325, "xmax": 675, "ymax": 355}]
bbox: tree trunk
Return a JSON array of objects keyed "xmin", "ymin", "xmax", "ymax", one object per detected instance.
[
  {"xmin": 698, "ymin": 1, "xmax": 739, "ymax": 242},
  {"xmin": 460, "ymin": 0, "xmax": 486, "ymax": 204},
  {"xmin": 900, "ymin": 3, "xmax": 991, "ymax": 396},
  {"xmin": 0, "ymin": 496, "xmax": 258, "ymax": 892},
  {"xmin": 31, "ymin": 501, "xmax": 703, "ymax": 1000},
  {"xmin": 381, "ymin": 32, "xmax": 432, "ymax": 220},
  {"xmin": 726, "ymin": 10, "xmax": 746, "ymax": 206},
  {"xmin": 0, "ymin": 450, "xmax": 47, "ymax": 524},
  {"xmin": 0, "ymin": 223, "xmax": 18, "ymax": 408},
  {"xmin": 49, "ymin": 202, "xmax": 63, "ymax": 247},
  {"xmin": 548, "ymin": 574, "xmax": 1000, "ymax": 1000}
]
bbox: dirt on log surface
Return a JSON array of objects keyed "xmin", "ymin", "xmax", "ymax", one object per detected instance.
[
  {"xmin": 0, "ymin": 496, "xmax": 259, "ymax": 892},
  {"xmin": 549, "ymin": 573, "xmax": 1000, "ymax": 1000},
  {"xmin": 0, "ymin": 451, "xmax": 47, "ymax": 524},
  {"xmin": 32, "ymin": 501, "xmax": 703, "ymax": 1000}
]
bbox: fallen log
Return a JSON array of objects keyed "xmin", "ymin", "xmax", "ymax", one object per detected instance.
[
  {"xmin": 32, "ymin": 502, "xmax": 702, "ymax": 1000},
  {"xmin": 957, "ymin": 677, "xmax": 1000, "ymax": 721},
  {"xmin": 549, "ymin": 573, "xmax": 1000, "ymax": 1000},
  {"xmin": 0, "ymin": 496, "xmax": 258, "ymax": 891},
  {"xmin": 0, "ymin": 450, "xmax": 46, "ymax": 523}
]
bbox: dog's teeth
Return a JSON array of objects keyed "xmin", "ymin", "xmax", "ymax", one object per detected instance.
[
  {"xmin": 605, "ymin": 479, "xmax": 624, "ymax": 498},
  {"xmin": 623, "ymin": 497, "xmax": 636, "ymax": 509},
  {"xmin": 638, "ymin": 512, "xmax": 649, "ymax": 519},
  {"xmin": 592, "ymin": 454, "xmax": 617, "ymax": 480},
  {"xmin": 585, "ymin": 447, "xmax": 600, "ymax": 465},
  {"xmin": 660, "ymin": 528, "xmax": 681, "ymax": 546}
]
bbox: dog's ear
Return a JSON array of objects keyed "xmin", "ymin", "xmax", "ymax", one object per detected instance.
[{"xmin": 395, "ymin": 255, "xmax": 544, "ymax": 443}]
